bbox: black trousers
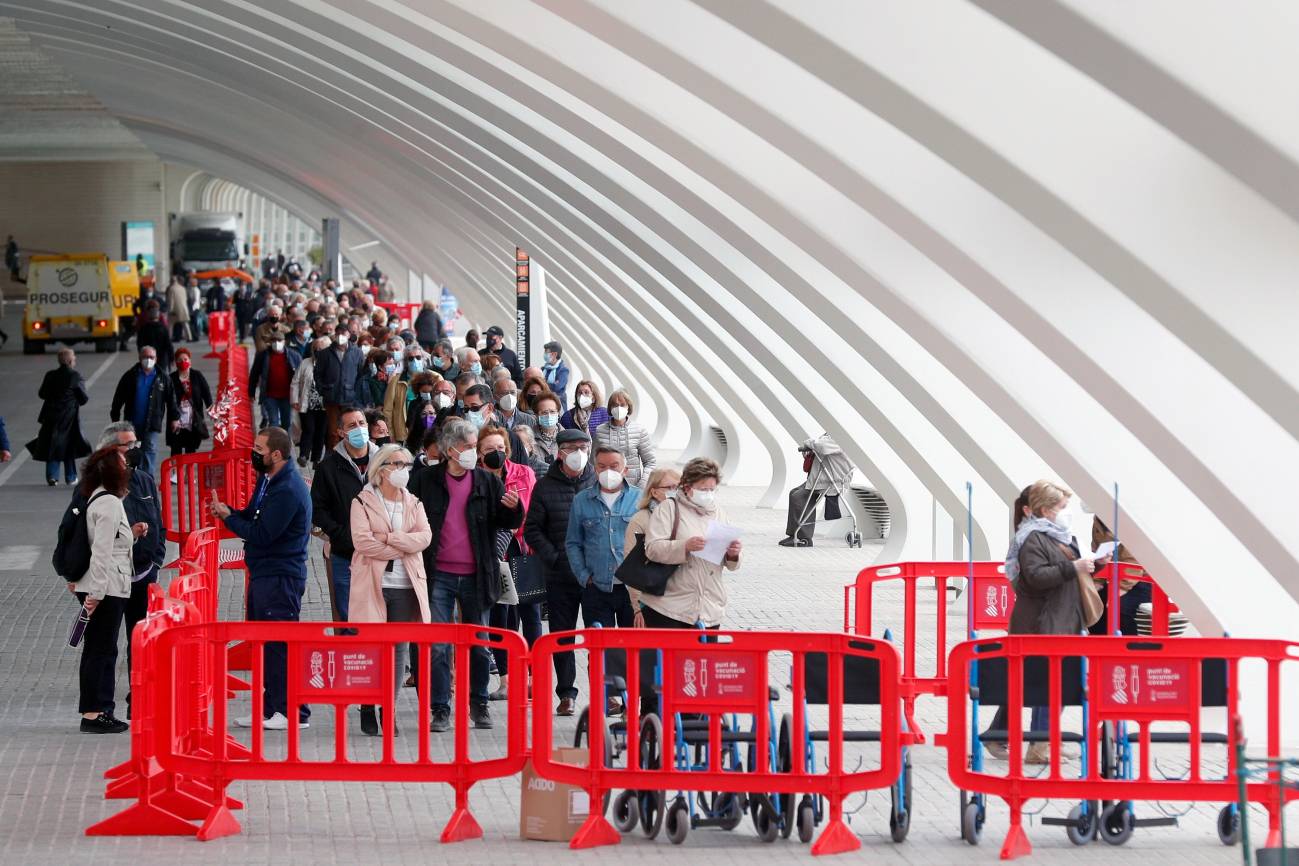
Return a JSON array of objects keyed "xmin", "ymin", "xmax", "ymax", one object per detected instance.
[
  {"xmin": 248, "ymin": 574, "xmax": 309, "ymax": 722},
  {"xmin": 123, "ymin": 571, "xmax": 157, "ymax": 712},
  {"xmin": 545, "ymin": 580, "xmax": 585, "ymax": 700},
  {"xmin": 581, "ymin": 583, "xmax": 635, "ymax": 681},
  {"xmin": 786, "ymin": 486, "xmax": 823, "ymax": 541},
  {"xmin": 638, "ymin": 606, "xmax": 720, "ymax": 716},
  {"xmin": 76, "ymin": 593, "xmax": 129, "ymax": 715},
  {"xmin": 1088, "ymin": 580, "xmax": 1152, "ymax": 637},
  {"xmin": 299, "ymin": 409, "xmax": 327, "ymax": 464}
]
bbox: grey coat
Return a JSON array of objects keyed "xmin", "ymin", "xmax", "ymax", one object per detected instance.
[
  {"xmin": 1007, "ymin": 531, "xmax": 1084, "ymax": 636},
  {"xmin": 593, "ymin": 420, "xmax": 657, "ymax": 487}
]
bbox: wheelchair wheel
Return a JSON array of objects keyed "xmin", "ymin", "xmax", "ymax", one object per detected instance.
[
  {"xmin": 753, "ymin": 798, "xmax": 780, "ymax": 843},
  {"xmin": 638, "ymin": 715, "xmax": 667, "ymax": 839},
  {"xmin": 572, "ymin": 706, "xmax": 589, "ymax": 748},
  {"xmin": 613, "ymin": 789, "xmax": 639, "ymax": 833},
  {"xmin": 666, "ymin": 798, "xmax": 690, "ymax": 845},
  {"xmin": 777, "ymin": 713, "xmax": 797, "ymax": 838},
  {"xmin": 717, "ymin": 792, "xmax": 744, "ymax": 831},
  {"xmin": 1217, "ymin": 805, "xmax": 1240, "ymax": 846},
  {"xmin": 889, "ymin": 752, "xmax": 912, "ymax": 843},
  {"xmin": 797, "ymin": 796, "xmax": 816, "ymax": 844},
  {"xmin": 1100, "ymin": 802, "xmax": 1134, "ymax": 846},
  {"xmin": 1065, "ymin": 802, "xmax": 1098, "ymax": 845},
  {"xmin": 572, "ymin": 707, "xmax": 615, "ymax": 814},
  {"xmin": 961, "ymin": 793, "xmax": 983, "ymax": 845}
]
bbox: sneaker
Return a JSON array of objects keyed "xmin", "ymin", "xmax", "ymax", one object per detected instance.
[
  {"xmin": 778, "ymin": 536, "xmax": 813, "ymax": 548},
  {"xmin": 296, "ymin": 456, "xmax": 307, "ymax": 467},
  {"xmin": 235, "ymin": 712, "xmax": 307, "ymax": 730},
  {"xmin": 47, "ymin": 478, "xmax": 57, "ymax": 487},
  {"xmin": 983, "ymin": 741, "xmax": 1009, "ymax": 760},
  {"xmin": 470, "ymin": 703, "xmax": 493, "ymax": 729},
  {"xmin": 66, "ymin": 475, "xmax": 78, "ymax": 486},
  {"xmin": 80, "ymin": 713, "xmax": 128, "ymax": 734},
  {"xmin": 606, "ymin": 697, "xmax": 625, "ymax": 717},
  {"xmin": 430, "ymin": 707, "xmax": 451, "ymax": 733}
]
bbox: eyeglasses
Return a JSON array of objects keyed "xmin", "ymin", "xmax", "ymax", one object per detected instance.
[
  {"xmin": 384, "ymin": 461, "xmax": 413, "ymax": 470},
  {"xmin": 559, "ymin": 444, "xmax": 590, "ymax": 453},
  {"xmin": 654, "ymin": 485, "xmax": 678, "ymax": 492},
  {"xmin": 463, "ymin": 403, "xmax": 484, "ymax": 412}
]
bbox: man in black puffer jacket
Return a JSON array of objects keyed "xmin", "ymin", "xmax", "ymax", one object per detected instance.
[
  {"xmin": 310, "ymin": 406, "xmax": 376, "ymax": 622},
  {"xmin": 523, "ymin": 428, "xmax": 594, "ymax": 716}
]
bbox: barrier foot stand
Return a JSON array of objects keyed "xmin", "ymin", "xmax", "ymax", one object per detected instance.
[
  {"xmin": 103, "ymin": 759, "xmax": 132, "ymax": 779},
  {"xmin": 439, "ymin": 806, "xmax": 482, "ymax": 843},
  {"xmin": 183, "ymin": 776, "xmax": 244, "ymax": 810},
  {"xmin": 104, "ymin": 758, "xmax": 162, "ymax": 799},
  {"xmin": 197, "ymin": 801, "xmax": 241, "ymax": 841},
  {"xmin": 999, "ymin": 814, "xmax": 1033, "ymax": 860},
  {"xmin": 568, "ymin": 813, "xmax": 621, "ymax": 849},
  {"xmin": 85, "ymin": 801, "xmax": 197, "ymax": 837},
  {"xmin": 811, "ymin": 819, "xmax": 859, "ymax": 856}
]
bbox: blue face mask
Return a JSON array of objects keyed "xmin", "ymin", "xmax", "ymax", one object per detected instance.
[
  {"xmin": 538, "ymin": 412, "xmax": 558, "ymax": 429},
  {"xmin": 420, "ymin": 392, "xmax": 432, "ymax": 402},
  {"xmin": 432, "ymin": 356, "xmax": 445, "ymax": 369},
  {"xmin": 466, "ymin": 409, "xmax": 485, "ymax": 429},
  {"xmin": 346, "ymin": 427, "xmax": 369, "ymax": 450},
  {"xmin": 409, "ymin": 359, "xmax": 424, "ymax": 373},
  {"xmin": 470, "ymin": 362, "xmax": 482, "ymax": 375}
]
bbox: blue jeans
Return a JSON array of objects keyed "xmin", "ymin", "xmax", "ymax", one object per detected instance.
[
  {"xmin": 137, "ymin": 430, "xmax": 158, "ymax": 478},
  {"xmin": 329, "ymin": 554, "xmax": 351, "ymax": 622},
  {"xmin": 262, "ymin": 398, "xmax": 291, "ymax": 432},
  {"xmin": 46, "ymin": 457, "xmax": 77, "ymax": 484},
  {"xmin": 429, "ymin": 572, "xmax": 490, "ymax": 711}
]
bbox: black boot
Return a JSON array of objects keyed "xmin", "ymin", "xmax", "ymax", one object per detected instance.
[
  {"xmin": 379, "ymin": 706, "xmax": 399, "ymax": 737},
  {"xmin": 359, "ymin": 704, "xmax": 378, "ymax": 736}
]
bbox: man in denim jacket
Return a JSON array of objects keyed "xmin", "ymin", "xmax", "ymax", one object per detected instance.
[{"xmin": 565, "ymin": 447, "xmax": 640, "ymax": 700}]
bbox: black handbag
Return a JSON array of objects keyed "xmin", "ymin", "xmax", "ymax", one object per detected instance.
[
  {"xmin": 614, "ymin": 501, "xmax": 681, "ymax": 597},
  {"xmin": 509, "ymin": 553, "xmax": 547, "ymax": 604}
]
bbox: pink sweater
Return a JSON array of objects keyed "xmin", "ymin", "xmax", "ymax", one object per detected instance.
[{"xmin": 435, "ymin": 469, "xmax": 476, "ymax": 576}]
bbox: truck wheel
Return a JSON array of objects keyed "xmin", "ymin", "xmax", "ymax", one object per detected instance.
[{"xmin": 23, "ymin": 338, "xmax": 43, "ymax": 355}]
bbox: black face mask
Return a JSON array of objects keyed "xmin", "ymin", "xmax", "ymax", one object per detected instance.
[
  {"xmin": 124, "ymin": 446, "xmax": 142, "ymax": 469},
  {"xmin": 374, "ymin": 436, "xmax": 391, "ymax": 446},
  {"xmin": 251, "ymin": 449, "xmax": 270, "ymax": 474},
  {"xmin": 483, "ymin": 449, "xmax": 507, "ymax": 470}
]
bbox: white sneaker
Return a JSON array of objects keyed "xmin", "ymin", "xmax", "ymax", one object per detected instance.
[{"xmin": 235, "ymin": 712, "xmax": 307, "ymax": 730}]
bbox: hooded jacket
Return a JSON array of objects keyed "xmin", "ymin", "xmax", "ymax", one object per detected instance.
[{"xmin": 311, "ymin": 440, "xmax": 378, "ymax": 559}]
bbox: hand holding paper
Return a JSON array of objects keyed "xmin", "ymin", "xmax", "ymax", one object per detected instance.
[
  {"xmin": 1088, "ymin": 541, "xmax": 1116, "ymax": 562},
  {"xmin": 694, "ymin": 520, "xmax": 742, "ymax": 565}
]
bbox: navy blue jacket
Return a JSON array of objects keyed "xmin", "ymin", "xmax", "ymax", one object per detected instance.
[
  {"xmin": 125, "ymin": 468, "xmax": 166, "ymax": 575},
  {"xmin": 0, "ymin": 415, "xmax": 9, "ymax": 453},
  {"xmin": 224, "ymin": 460, "xmax": 312, "ymax": 580}
]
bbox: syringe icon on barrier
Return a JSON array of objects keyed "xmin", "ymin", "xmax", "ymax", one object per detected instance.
[{"xmin": 327, "ymin": 651, "xmax": 337, "ymax": 689}]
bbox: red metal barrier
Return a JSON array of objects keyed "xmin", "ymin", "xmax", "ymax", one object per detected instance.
[
  {"xmin": 939, "ymin": 635, "xmax": 1299, "ymax": 859},
  {"xmin": 212, "ymin": 344, "xmax": 253, "ymax": 451},
  {"xmin": 148, "ymin": 621, "xmax": 529, "ymax": 843},
  {"xmin": 159, "ymin": 451, "xmax": 256, "ymax": 569},
  {"xmin": 205, "ymin": 311, "xmax": 233, "ymax": 358},
  {"xmin": 378, "ymin": 302, "xmax": 420, "ymax": 330},
  {"xmin": 531, "ymin": 628, "xmax": 905, "ymax": 855}
]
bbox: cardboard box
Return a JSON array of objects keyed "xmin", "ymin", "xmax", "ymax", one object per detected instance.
[{"xmin": 520, "ymin": 747, "xmax": 591, "ymax": 841}]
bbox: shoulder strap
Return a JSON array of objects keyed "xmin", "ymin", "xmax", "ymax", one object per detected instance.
[
  {"xmin": 670, "ymin": 499, "xmax": 681, "ymax": 541},
  {"xmin": 86, "ymin": 490, "xmax": 115, "ymax": 509}
]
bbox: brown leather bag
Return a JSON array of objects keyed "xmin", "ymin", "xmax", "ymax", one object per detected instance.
[{"xmin": 1061, "ymin": 542, "xmax": 1104, "ymax": 627}]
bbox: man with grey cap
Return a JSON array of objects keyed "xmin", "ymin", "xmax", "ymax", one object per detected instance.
[{"xmin": 523, "ymin": 427, "xmax": 595, "ymax": 715}]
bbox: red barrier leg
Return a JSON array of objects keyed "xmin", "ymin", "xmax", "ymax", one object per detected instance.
[
  {"xmin": 103, "ymin": 760, "xmax": 132, "ymax": 779},
  {"xmin": 811, "ymin": 796, "xmax": 859, "ymax": 855},
  {"xmin": 567, "ymin": 802, "xmax": 620, "ymax": 850},
  {"xmin": 999, "ymin": 800, "xmax": 1033, "ymax": 860},
  {"xmin": 197, "ymin": 780, "xmax": 242, "ymax": 842},
  {"xmin": 439, "ymin": 785, "xmax": 483, "ymax": 843},
  {"xmin": 903, "ymin": 696, "xmax": 927, "ymax": 745},
  {"xmin": 1264, "ymin": 802, "xmax": 1282, "ymax": 849}
]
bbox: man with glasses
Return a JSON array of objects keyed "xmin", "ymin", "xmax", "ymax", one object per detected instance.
[
  {"xmin": 96, "ymin": 422, "xmax": 165, "ymax": 718},
  {"xmin": 462, "ymin": 384, "xmax": 526, "ymax": 465},
  {"xmin": 492, "ymin": 377, "xmax": 536, "ymax": 434},
  {"xmin": 523, "ymin": 428, "xmax": 596, "ymax": 716}
]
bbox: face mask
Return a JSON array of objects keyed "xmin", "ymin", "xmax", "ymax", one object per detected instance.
[
  {"xmin": 598, "ymin": 469, "xmax": 622, "ymax": 490},
  {"xmin": 346, "ymin": 427, "xmax": 369, "ymax": 450},
  {"xmin": 526, "ymin": 392, "xmax": 541, "ymax": 402},
  {"xmin": 546, "ymin": 353, "xmax": 558, "ymax": 365},
  {"xmin": 690, "ymin": 489, "xmax": 716, "ymax": 509},
  {"xmin": 409, "ymin": 359, "xmax": 424, "ymax": 373},
  {"xmin": 177, "ymin": 359, "xmax": 191, "ymax": 371},
  {"xmin": 272, "ymin": 341, "xmax": 286, "ymax": 353},
  {"xmin": 483, "ymin": 449, "xmax": 507, "ymax": 470},
  {"xmin": 564, "ymin": 450, "xmax": 588, "ymax": 472},
  {"xmin": 466, "ymin": 409, "xmax": 486, "ymax": 429},
  {"xmin": 422, "ymin": 414, "xmax": 436, "ymax": 429},
  {"xmin": 577, "ymin": 394, "xmax": 593, "ymax": 409},
  {"xmin": 470, "ymin": 362, "xmax": 482, "ymax": 375},
  {"xmin": 498, "ymin": 393, "xmax": 517, "ymax": 412},
  {"xmin": 335, "ymin": 334, "xmax": 349, "ymax": 346},
  {"xmin": 1052, "ymin": 509, "xmax": 1073, "ymax": 531},
  {"xmin": 385, "ymin": 364, "xmax": 399, "ymax": 376},
  {"xmin": 454, "ymin": 447, "xmax": 478, "ymax": 471},
  {"xmin": 387, "ymin": 468, "xmax": 410, "ymax": 488},
  {"xmin": 538, "ymin": 412, "xmax": 558, "ymax": 429},
  {"xmin": 367, "ymin": 363, "xmax": 378, "ymax": 376},
  {"xmin": 251, "ymin": 449, "xmax": 269, "ymax": 474},
  {"xmin": 432, "ymin": 356, "xmax": 445, "ymax": 369},
  {"xmin": 124, "ymin": 446, "xmax": 142, "ymax": 469},
  {"xmin": 141, "ymin": 358, "xmax": 156, "ymax": 371},
  {"xmin": 420, "ymin": 391, "xmax": 432, "ymax": 402},
  {"xmin": 434, "ymin": 393, "xmax": 453, "ymax": 409},
  {"xmin": 610, "ymin": 406, "xmax": 629, "ymax": 421},
  {"xmin": 374, "ymin": 436, "xmax": 391, "ymax": 446}
]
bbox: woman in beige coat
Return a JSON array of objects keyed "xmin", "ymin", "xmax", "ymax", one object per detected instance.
[{"xmin": 349, "ymin": 443, "xmax": 432, "ymax": 736}]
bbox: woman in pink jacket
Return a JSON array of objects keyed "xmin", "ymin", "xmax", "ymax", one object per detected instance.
[
  {"xmin": 478, "ymin": 424, "xmax": 539, "ymax": 700},
  {"xmin": 349, "ymin": 443, "xmax": 432, "ymax": 736}
]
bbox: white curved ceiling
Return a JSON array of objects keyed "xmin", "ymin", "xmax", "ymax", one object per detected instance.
[{"xmin": 5, "ymin": 0, "xmax": 1298, "ymax": 640}]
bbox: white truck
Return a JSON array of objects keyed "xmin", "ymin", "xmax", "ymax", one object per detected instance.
[{"xmin": 170, "ymin": 211, "xmax": 246, "ymax": 291}]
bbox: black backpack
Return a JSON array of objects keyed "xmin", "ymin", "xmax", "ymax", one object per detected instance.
[{"xmin": 53, "ymin": 490, "xmax": 115, "ymax": 582}]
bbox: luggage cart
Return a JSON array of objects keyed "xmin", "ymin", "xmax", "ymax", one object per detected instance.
[
  {"xmin": 1233, "ymin": 714, "xmax": 1298, "ymax": 866},
  {"xmin": 793, "ymin": 437, "xmax": 862, "ymax": 548}
]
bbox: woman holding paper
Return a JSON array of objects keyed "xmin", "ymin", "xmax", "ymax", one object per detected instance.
[{"xmin": 642, "ymin": 457, "xmax": 742, "ymax": 630}]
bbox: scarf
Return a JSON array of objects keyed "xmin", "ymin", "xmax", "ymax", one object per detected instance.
[
  {"xmin": 1005, "ymin": 517, "xmax": 1074, "ymax": 585},
  {"xmin": 572, "ymin": 405, "xmax": 591, "ymax": 433}
]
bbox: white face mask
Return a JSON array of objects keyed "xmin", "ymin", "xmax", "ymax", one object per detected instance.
[
  {"xmin": 598, "ymin": 469, "xmax": 623, "ymax": 490},
  {"xmin": 610, "ymin": 405, "xmax": 629, "ymax": 421},
  {"xmin": 388, "ymin": 468, "xmax": 410, "ymax": 488},
  {"xmin": 577, "ymin": 394, "xmax": 593, "ymax": 409},
  {"xmin": 454, "ymin": 447, "xmax": 478, "ymax": 471},
  {"xmin": 498, "ymin": 393, "xmax": 517, "ymax": 412},
  {"xmin": 1052, "ymin": 509, "xmax": 1073, "ymax": 531},
  {"xmin": 141, "ymin": 357, "xmax": 156, "ymax": 370},
  {"xmin": 690, "ymin": 489, "xmax": 716, "ymax": 509},
  {"xmin": 335, "ymin": 334, "xmax": 349, "ymax": 346},
  {"xmin": 272, "ymin": 341, "xmax": 285, "ymax": 353},
  {"xmin": 434, "ymin": 393, "xmax": 453, "ymax": 409},
  {"xmin": 564, "ymin": 449, "xmax": 588, "ymax": 472}
]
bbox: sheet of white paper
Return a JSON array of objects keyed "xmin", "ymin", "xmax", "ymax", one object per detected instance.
[
  {"xmin": 1088, "ymin": 541, "xmax": 1116, "ymax": 561},
  {"xmin": 694, "ymin": 520, "xmax": 742, "ymax": 565}
]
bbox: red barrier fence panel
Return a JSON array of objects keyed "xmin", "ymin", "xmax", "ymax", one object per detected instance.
[
  {"xmin": 205, "ymin": 311, "xmax": 232, "ymax": 358},
  {"xmin": 378, "ymin": 302, "xmax": 420, "ymax": 330},
  {"xmin": 149, "ymin": 621, "xmax": 530, "ymax": 843},
  {"xmin": 938, "ymin": 635, "xmax": 1299, "ymax": 860},
  {"xmin": 159, "ymin": 451, "xmax": 256, "ymax": 562},
  {"xmin": 531, "ymin": 629, "xmax": 905, "ymax": 855}
]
